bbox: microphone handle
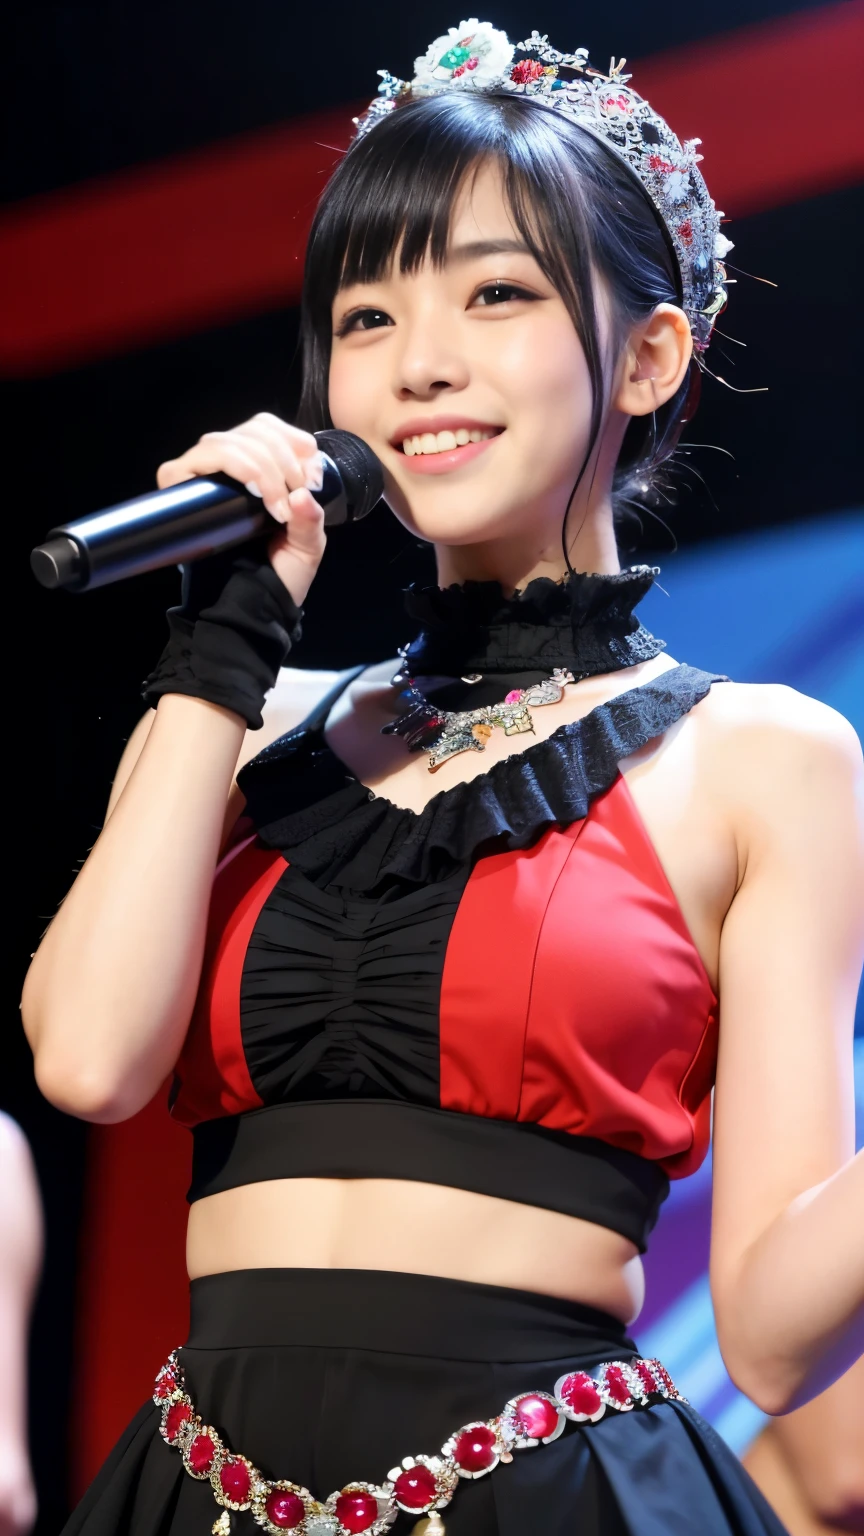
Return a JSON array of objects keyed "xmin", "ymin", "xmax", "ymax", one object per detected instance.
[{"xmin": 31, "ymin": 455, "xmax": 348, "ymax": 593}]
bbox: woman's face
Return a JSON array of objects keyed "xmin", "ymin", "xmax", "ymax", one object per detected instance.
[{"xmin": 328, "ymin": 161, "xmax": 612, "ymax": 556}]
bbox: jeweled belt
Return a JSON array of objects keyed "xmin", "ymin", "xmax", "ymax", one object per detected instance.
[{"xmin": 154, "ymin": 1350, "xmax": 686, "ymax": 1534}]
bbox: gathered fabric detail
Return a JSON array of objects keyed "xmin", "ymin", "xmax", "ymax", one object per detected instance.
[{"xmin": 240, "ymin": 866, "xmax": 466, "ymax": 1104}]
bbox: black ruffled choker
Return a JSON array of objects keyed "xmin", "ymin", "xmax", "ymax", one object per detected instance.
[{"xmin": 398, "ymin": 566, "xmax": 665, "ymax": 712}]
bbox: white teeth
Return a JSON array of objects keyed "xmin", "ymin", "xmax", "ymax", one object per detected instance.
[{"xmin": 400, "ymin": 427, "xmax": 498, "ymax": 456}]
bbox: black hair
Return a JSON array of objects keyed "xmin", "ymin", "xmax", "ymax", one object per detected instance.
[{"xmin": 298, "ymin": 91, "xmax": 699, "ymax": 559}]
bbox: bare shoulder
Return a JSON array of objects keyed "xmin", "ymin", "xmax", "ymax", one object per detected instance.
[
  {"xmin": 691, "ymin": 680, "xmax": 863, "ymax": 848},
  {"xmin": 695, "ymin": 678, "xmax": 862, "ymax": 772},
  {"xmin": 261, "ymin": 664, "xmax": 347, "ymax": 735},
  {"xmin": 235, "ymin": 666, "xmax": 347, "ymax": 771}
]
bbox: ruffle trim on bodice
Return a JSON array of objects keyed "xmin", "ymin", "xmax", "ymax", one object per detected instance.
[{"xmin": 238, "ymin": 664, "xmax": 726, "ymax": 893}]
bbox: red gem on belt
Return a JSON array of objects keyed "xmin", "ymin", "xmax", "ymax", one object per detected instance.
[{"xmin": 154, "ymin": 1350, "xmax": 686, "ymax": 1533}]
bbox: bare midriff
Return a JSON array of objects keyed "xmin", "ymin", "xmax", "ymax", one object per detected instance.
[{"xmin": 185, "ymin": 1178, "xmax": 646, "ymax": 1323}]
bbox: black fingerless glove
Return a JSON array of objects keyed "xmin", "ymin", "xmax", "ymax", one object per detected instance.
[{"xmin": 141, "ymin": 544, "xmax": 303, "ymax": 729}]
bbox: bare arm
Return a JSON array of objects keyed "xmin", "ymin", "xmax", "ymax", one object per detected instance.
[
  {"xmin": 21, "ymin": 414, "xmax": 327, "ymax": 1123},
  {"xmin": 708, "ymin": 686, "xmax": 864, "ymax": 1414},
  {"xmin": 23, "ymin": 695, "xmax": 248, "ymax": 1120}
]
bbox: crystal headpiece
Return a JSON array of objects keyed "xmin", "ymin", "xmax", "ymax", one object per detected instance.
[{"xmin": 354, "ymin": 19, "xmax": 733, "ymax": 353}]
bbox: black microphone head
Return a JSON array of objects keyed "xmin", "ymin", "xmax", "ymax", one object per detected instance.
[
  {"xmin": 30, "ymin": 535, "xmax": 86, "ymax": 591},
  {"xmin": 314, "ymin": 430, "xmax": 384, "ymax": 522}
]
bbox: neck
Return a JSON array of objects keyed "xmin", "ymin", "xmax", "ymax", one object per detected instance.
[{"xmin": 433, "ymin": 496, "xmax": 621, "ymax": 593}]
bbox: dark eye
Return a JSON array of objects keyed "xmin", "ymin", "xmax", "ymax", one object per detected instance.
[
  {"xmin": 474, "ymin": 282, "xmax": 534, "ymax": 307},
  {"xmin": 336, "ymin": 308, "xmax": 393, "ymax": 336}
]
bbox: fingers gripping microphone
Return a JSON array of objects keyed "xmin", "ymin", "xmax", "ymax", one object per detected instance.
[{"xmin": 30, "ymin": 430, "xmax": 384, "ymax": 592}]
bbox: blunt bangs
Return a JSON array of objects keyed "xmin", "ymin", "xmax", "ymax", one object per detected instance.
[
  {"xmin": 318, "ymin": 94, "xmax": 600, "ymax": 306},
  {"xmin": 298, "ymin": 91, "xmax": 696, "ymax": 544}
]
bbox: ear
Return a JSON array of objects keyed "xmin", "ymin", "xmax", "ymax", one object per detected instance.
[{"xmin": 613, "ymin": 304, "xmax": 693, "ymax": 418}]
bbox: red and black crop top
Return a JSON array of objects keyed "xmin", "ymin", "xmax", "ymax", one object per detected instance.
[{"xmin": 170, "ymin": 659, "xmax": 724, "ymax": 1253}]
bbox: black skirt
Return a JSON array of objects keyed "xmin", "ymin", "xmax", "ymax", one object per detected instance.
[{"xmin": 64, "ymin": 1268, "xmax": 787, "ymax": 1535}]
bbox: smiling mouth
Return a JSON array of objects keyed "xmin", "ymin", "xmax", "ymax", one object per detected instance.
[{"xmin": 399, "ymin": 427, "xmax": 503, "ymax": 457}]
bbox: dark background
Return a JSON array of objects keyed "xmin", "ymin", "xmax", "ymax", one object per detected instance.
[{"xmin": 2, "ymin": 3, "xmax": 860, "ymax": 1528}]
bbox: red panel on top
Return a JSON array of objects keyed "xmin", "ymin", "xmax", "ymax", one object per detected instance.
[
  {"xmin": 440, "ymin": 776, "xmax": 718, "ymax": 1176},
  {"xmin": 521, "ymin": 776, "xmax": 717, "ymax": 1176},
  {"xmin": 439, "ymin": 820, "xmax": 586, "ymax": 1119},
  {"xmin": 170, "ymin": 838, "xmax": 286, "ymax": 1126}
]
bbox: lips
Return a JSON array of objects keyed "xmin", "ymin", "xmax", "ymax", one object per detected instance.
[
  {"xmin": 389, "ymin": 418, "xmax": 504, "ymax": 454},
  {"xmin": 404, "ymin": 426, "xmax": 499, "ymax": 457},
  {"xmin": 396, "ymin": 432, "xmax": 502, "ymax": 476},
  {"xmin": 386, "ymin": 419, "xmax": 504, "ymax": 479}
]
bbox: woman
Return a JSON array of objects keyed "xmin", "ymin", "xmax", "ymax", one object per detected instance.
[{"xmin": 22, "ymin": 22, "xmax": 864, "ymax": 1536}]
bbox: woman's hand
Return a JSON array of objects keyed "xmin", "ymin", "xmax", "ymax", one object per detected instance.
[{"xmin": 157, "ymin": 412, "xmax": 327, "ymax": 606}]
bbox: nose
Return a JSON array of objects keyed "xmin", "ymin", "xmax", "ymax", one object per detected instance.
[{"xmin": 393, "ymin": 308, "xmax": 470, "ymax": 400}]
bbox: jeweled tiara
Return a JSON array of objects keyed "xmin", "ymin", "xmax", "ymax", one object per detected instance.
[{"xmin": 353, "ymin": 19, "xmax": 733, "ymax": 353}]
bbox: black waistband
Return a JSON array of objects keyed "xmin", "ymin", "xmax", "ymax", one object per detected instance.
[
  {"xmin": 185, "ymin": 1267, "xmax": 635, "ymax": 1362},
  {"xmin": 187, "ymin": 1101, "xmax": 669, "ymax": 1251}
]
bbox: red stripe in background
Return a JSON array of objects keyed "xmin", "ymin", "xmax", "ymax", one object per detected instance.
[
  {"xmin": 2, "ymin": 3, "xmax": 863, "ymax": 377},
  {"xmin": 70, "ymin": 1091, "xmax": 192, "ymax": 1499}
]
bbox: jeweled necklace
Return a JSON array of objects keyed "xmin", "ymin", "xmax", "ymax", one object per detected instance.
[
  {"xmin": 382, "ymin": 567, "xmax": 665, "ymax": 773},
  {"xmin": 382, "ymin": 662, "xmax": 582, "ymax": 772}
]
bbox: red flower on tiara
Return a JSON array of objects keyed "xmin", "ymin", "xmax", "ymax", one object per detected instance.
[{"xmin": 510, "ymin": 59, "xmax": 545, "ymax": 84}]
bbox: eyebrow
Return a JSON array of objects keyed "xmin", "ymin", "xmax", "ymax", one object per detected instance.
[{"xmin": 446, "ymin": 238, "xmax": 533, "ymax": 263}]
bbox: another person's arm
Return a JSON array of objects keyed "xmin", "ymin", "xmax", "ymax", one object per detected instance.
[
  {"xmin": 744, "ymin": 1355, "xmax": 864, "ymax": 1533},
  {"xmin": 0, "ymin": 1115, "xmax": 42, "ymax": 1536}
]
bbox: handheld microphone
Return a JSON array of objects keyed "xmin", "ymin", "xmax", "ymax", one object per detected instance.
[{"xmin": 30, "ymin": 429, "xmax": 384, "ymax": 592}]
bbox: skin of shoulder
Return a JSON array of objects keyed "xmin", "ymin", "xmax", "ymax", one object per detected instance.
[
  {"xmin": 704, "ymin": 674, "xmax": 861, "ymax": 753},
  {"xmin": 693, "ymin": 678, "xmax": 863, "ymax": 867},
  {"xmin": 239, "ymin": 665, "xmax": 346, "ymax": 771},
  {"xmin": 695, "ymin": 673, "xmax": 862, "ymax": 762}
]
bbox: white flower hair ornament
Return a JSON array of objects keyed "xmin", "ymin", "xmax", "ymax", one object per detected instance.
[
  {"xmin": 413, "ymin": 20, "xmax": 515, "ymax": 90},
  {"xmin": 354, "ymin": 21, "xmax": 734, "ymax": 353}
]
